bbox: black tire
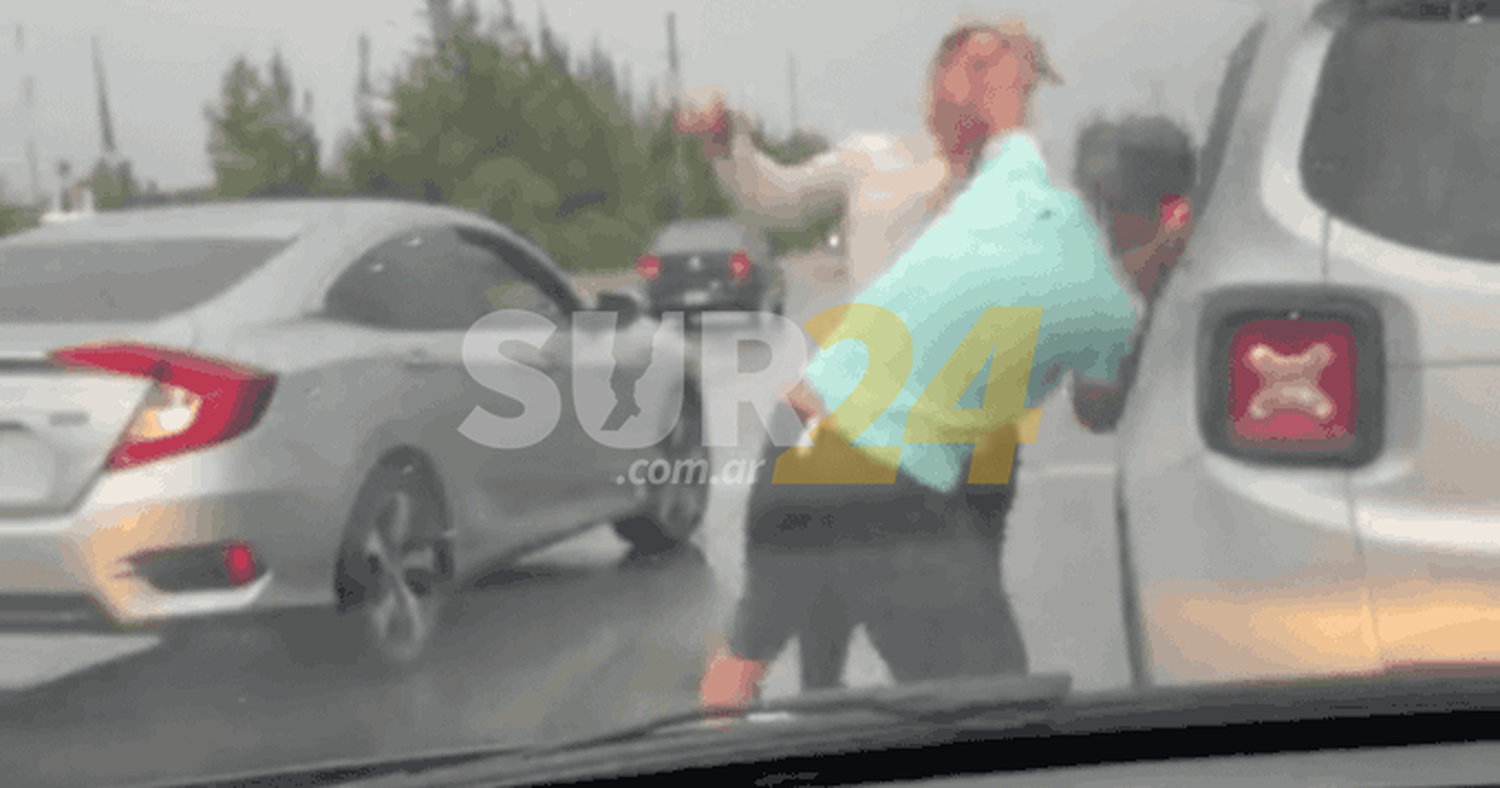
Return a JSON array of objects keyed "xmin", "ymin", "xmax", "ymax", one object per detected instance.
[
  {"xmin": 1115, "ymin": 478, "xmax": 1152, "ymax": 691},
  {"xmin": 613, "ymin": 380, "xmax": 710, "ymax": 556},
  {"xmin": 329, "ymin": 460, "xmax": 455, "ymax": 673}
]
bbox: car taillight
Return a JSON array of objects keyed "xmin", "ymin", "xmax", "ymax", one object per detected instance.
[
  {"xmin": 49, "ymin": 344, "xmax": 277, "ymax": 471},
  {"xmin": 223, "ymin": 543, "xmax": 259, "ymax": 586},
  {"xmin": 1161, "ymin": 194, "xmax": 1191, "ymax": 233},
  {"xmin": 1203, "ymin": 295, "xmax": 1384, "ymax": 466},
  {"xmin": 637, "ymin": 254, "xmax": 661, "ymax": 281},
  {"xmin": 1228, "ymin": 318, "xmax": 1357, "ymax": 448},
  {"xmin": 729, "ymin": 251, "xmax": 753, "ymax": 282}
]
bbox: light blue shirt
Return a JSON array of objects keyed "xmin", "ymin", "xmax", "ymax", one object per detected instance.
[{"xmin": 803, "ymin": 132, "xmax": 1139, "ymax": 493}]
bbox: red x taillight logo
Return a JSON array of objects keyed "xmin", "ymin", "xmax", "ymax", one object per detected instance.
[{"xmin": 1244, "ymin": 342, "xmax": 1336, "ymax": 422}]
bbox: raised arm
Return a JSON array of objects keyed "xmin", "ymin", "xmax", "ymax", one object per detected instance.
[{"xmin": 677, "ymin": 96, "xmax": 851, "ymax": 230}]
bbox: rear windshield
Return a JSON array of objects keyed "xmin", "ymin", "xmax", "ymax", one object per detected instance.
[
  {"xmin": 0, "ymin": 238, "xmax": 291, "ymax": 323},
  {"xmin": 654, "ymin": 223, "xmax": 752, "ymax": 253},
  {"xmin": 1301, "ymin": 12, "xmax": 1500, "ymax": 261}
]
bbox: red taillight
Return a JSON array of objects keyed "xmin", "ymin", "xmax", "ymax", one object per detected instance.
[
  {"xmin": 1160, "ymin": 194, "xmax": 1191, "ymax": 233},
  {"xmin": 1226, "ymin": 319, "xmax": 1357, "ymax": 449},
  {"xmin": 728, "ymin": 251, "xmax": 753, "ymax": 282},
  {"xmin": 637, "ymin": 254, "xmax": 661, "ymax": 281},
  {"xmin": 223, "ymin": 543, "xmax": 258, "ymax": 586},
  {"xmin": 49, "ymin": 344, "xmax": 277, "ymax": 471}
]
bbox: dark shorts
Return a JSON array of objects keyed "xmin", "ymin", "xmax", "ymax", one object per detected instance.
[
  {"xmin": 743, "ymin": 402, "xmax": 1022, "ymax": 550},
  {"xmin": 730, "ymin": 403, "xmax": 1027, "ymax": 684}
]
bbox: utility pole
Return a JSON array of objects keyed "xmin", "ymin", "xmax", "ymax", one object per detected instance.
[
  {"xmin": 93, "ymin": 37, "xmax": 120, "ymax": 168},
  {"xmin": 666, "ymin": 12, "xmax": 680, "ymax": 107},
  {"xmin": 17, "ymin": 24, "xmax": 43, "ymax": 206},
  {"xmin": 357, "ymin": 32, "xmax": 372, "ymax": 129},
  {"xmin": 788, "ymin": 51, "xmax": 799, "ymax": 136},
  {"xmin": 27, "ymin": 139, "xmax": 42, "ymax": 207},
  {"xmin": 665, "ymin": 11, "xmax": 684, "ymax": 220}
]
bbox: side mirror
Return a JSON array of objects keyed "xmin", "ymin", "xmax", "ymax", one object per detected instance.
[{"xmin": 595, "ymin": 289, "xmax": 647, "ymax": 327}]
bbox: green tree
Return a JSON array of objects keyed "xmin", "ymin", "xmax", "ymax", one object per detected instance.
[
  {"xmin": 536, "ymin": 5, "xmax": 568, "ymax": 75},
  {"xmin": 205, "ymin": 52, "xmax": 321, "ymax": 198},
  {"xmin": 640, "ymin": 108, "xmax": 734, "ymax": 226},
  {"xmin": 88, "ymin": 160, "xmax": 138, "ymax": 210},
  {"xmin": 0, "ymin": 204, "xmax": 37, "ymax": 237},
  {"xmin": 341, "ymin": 7, "xmax": 639, "ymax": 270},
  {"xmin": 335, "ymin": 4, "xmax": 846, "ymax": 273},
  {"xmin": 0, "ymin": 176, "xmax": 38, "ymax": 237}
]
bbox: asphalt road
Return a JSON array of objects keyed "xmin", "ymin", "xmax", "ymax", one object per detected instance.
[{"xmin": 0, "ymin": 312, "xmax": 1130, "ymax": 787}]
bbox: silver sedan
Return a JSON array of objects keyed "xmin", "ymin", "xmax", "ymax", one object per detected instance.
[{"xmin": 0, "ymin": 199, "xmax": 708, "ymax": 672}]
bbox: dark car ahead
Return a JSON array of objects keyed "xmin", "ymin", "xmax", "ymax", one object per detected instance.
[{"xmin": 636, "ymin": 218, "xmax": 785, "ymax": 318}]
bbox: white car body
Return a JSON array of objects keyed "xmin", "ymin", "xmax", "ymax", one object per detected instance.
[{"xmin": 1118, "ymin": 0, "xmax": 1500, "ymax": 686}]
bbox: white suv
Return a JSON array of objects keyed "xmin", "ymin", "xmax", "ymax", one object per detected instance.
[{"xmin": 1117, "ymin": 0, "xmax": 1500, "ymax": 687}]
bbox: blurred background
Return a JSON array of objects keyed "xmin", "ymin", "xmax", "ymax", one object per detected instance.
[{"xmin": 0, "ymin": 0, "xmax": 1262, "ymax": 264}]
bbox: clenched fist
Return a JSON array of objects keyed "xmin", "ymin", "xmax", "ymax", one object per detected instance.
[{"xmin": 674, "ymin": 89, "xmax": 733, "ymax": 160}]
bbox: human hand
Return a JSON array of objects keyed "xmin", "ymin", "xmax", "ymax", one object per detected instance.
[
  {"xmin": 1158, "ymin": 194, "xmax": 1193, "ymax": 250},
  {"xmin": 699, "ymin": 646, "xmax": 766, "ymax": 712},
  {"xmin": 784, "ymin": 380, "xmax": 828, "ymax": 425},
  {"xmin": 674, "ymin": 87, "xmax": 733, "ymax": 159},
  {"xmin": 1124, "ymin": 195, "xmax": 1194, "ymax": 301}
]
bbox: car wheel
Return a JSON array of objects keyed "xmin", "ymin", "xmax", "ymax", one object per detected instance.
[
  {"xmin": 333, "ymin": 461, "xmax": 454, "ymax": 672},
  {"xmin": 1115, "ymin": 478, "xmax": 1152, "ymax": 690},
  {"xmin": 613, "ymin": 380, "xmax": 709, "ymax": 556}
]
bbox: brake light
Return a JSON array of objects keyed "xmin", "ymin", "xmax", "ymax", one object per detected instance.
[
  {"xmin": 728, "ymin": 251, "xmax": 753, "ymax": 282},
  {"xmin": 1161, "ymin": 194, "xmax": 1191, "ymax": 233},
  {"xmin": 636, "ymin": 254, "xmax": 661, "ymax": 281},
  {"xmin": 223, "ymin": 543, "xmax": 258, "ymax": 586},
  {"xmin": 49, "ymin": 344, "xmax": 277, "ymax": 471},
  {"xmin": 1226, "ymin": 318, "xmax": 1357, "ymax": 450}
]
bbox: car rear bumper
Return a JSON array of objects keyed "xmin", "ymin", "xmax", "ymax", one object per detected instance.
[
  {"xmin": 649, "ymin": 280, "xmax": 764, "ymax": 312},
  {"xmin": 0, "ymin": 448, "xmax": 344, "ymax": 630},
  {"xmin": 1358, "ymin": 502, "xmax": 1500, "ymax": 668},
  {"xmin": 0, "ymin": 501, "xmax": 278, "ymax": 628},
  {"xmin": 1124, "ymin": 452, "xmax": 1383, "ymax": 687},
  {"xmin": 1126, "ymin": 447, "xmax": 1500, "ymax": 687}
]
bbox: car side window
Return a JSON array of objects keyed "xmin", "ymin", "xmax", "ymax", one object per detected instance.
[
  {"xmin": 323, "ymin": 227, "xmax": 519, "ymax": 331},
  {"xmin": 455, "ymin": 231, "xmax": 569, "ymax": 321}
]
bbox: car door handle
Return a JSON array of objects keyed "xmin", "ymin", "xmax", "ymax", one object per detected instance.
[{"xmin": 403, "ymin": 349, "xmax": 443, "ymax": 372}]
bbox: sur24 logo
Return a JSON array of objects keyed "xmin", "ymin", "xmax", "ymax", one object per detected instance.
[{"xmin": 458, "ymin": 304, "xmax": 1050, "ymax": 486}]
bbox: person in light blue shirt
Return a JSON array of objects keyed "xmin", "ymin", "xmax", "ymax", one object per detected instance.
[
  {"xmin": 703, "ymin": 19, "xmax": 1141, "ymax": 709},
  {"xmin": 799, "ymin": 129, "xmax": 1139, "ymax": 493}
]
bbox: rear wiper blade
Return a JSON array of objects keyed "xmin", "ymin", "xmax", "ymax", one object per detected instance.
[{"xmin": 527, "ymin": 671, "xmax": 1072, "ymax": 757}]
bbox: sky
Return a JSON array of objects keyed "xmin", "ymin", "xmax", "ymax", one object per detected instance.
[{"xmin": 0, "ymin": 0, "xmax": 1271, "ymax": 198}]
